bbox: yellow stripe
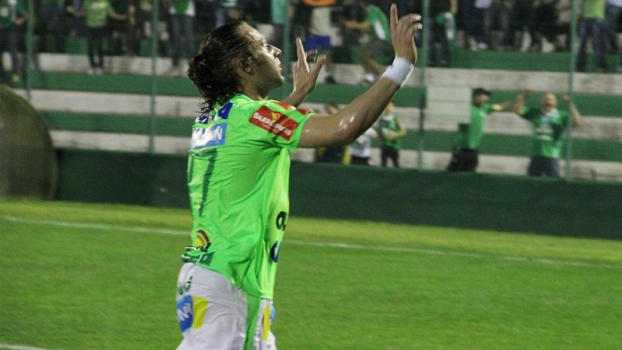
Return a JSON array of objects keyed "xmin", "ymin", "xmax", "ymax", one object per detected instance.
[
  {"xmin": 262, "ymin": 306, "xmax": 271, "ymax": 341},
  {"xmin": 192, "ymin": 296, "xmax": 208, "ymax": 329}
]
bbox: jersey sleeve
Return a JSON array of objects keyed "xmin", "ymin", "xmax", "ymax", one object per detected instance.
[{"xmin": 247, "ymin": 100, "xmax": 314, "ymax": 151}]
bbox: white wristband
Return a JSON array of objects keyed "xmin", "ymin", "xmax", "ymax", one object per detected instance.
[{"xmin": 381, "ymin": 57, "xmax": 414, "ymax": 87}]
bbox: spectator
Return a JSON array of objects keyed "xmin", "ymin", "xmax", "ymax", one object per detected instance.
[
  {"xmin": 343, "ymin": 0, "xmax": 392, "ymax": 85},
  {"xmin": 337, "ymin": 0, "xmax": 365, "ymax": 46},
  {"xmin": 554, "ymin": 0, "xmax": 572, "ymax": 51},
  {"xmin": 38, "ymin": 0, "xmax": 67, "ymax": 52},
  {"xmin": 167, "ymin": 0, "xmax": 195, "ymax": 76},
  {"xmin": 526, "ymin": 0, "xmax": 558, "ymax": 52},
  {"xmin": 378, "ymin": 101, "xmax": 406, "ymax": 167},
  {"xmin": 306, "ymin": 4, "xmax": 337, "ymax": 83},
  {"xmin": 487, "ymin": 0, "xmax": 513, "ymax": 50},
  {"xmin": 132, "ymin": 0, "xmax": 169, "ymax": 56},
  {"xmin": 577, "ymin": 0, "xmax": 607, "ymax": 72},
  {"xmin": 349, "ymin": 127, "xmax": 378, "ymax": 165},
  {"xmin": 428, "ymin": 0, "xmax": 456, "ymax": 67},
  {"xmin": 446, "ymin": 87, "xmax": 518, "ymax": 172},
  {"xmin": 74, "ymin": 0, "xmax": 127, "ymax": 74},
  {"xmin": 605, "ymin": 0, "xmax": 622, "ymax": 53},
  {"xmin": 214, "ymin": 0, "xmax": 237, "ymax": 28},
  {"xmin": 469, "ymin": 0, "xmax": 491, "ymax": 50},
  {"xmin": 108, "ymin": 0, "xmax": 135, "ymax": 55},
  {"xmin": 514, "ymin": 91, "xmax": 582, "ymax": 177},
  {"xmin": 0, "ymin": 0, "xmax": 27, "ymax": 87},
  {"xmin": 67, "ymin": 0, "xmax": 88, "ymax": 37}
]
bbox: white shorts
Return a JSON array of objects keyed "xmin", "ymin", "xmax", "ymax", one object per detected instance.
[{"xmin": 175, "ymin": 263, "xmax": 277, "ymax": 350}]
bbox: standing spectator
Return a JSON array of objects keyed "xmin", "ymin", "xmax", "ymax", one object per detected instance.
[
  {"xmin": 306, "ymin": 4, "xmax": 337, "ymax": 83},
  {"xmin": 0, "ymin": 0, "xmax": 27, "ymax": 86},
  {"xmin": 214, "ymin": 0, "xmax": 237, "ymax": 28},
  {"xmin": 577, "ymin": 0, "xmax": 607, "ymax": 72},
  {"xmin": 487, "ymin": 0, "xmax": 513, "ymax": 50},
  {"xmin": 349, "ymin": 127, "xmax": 378, "ymax": 165},
  {"xmin": 446, "ymin": 87, "xmax": 518, "ymax": 172},
  {"xmin": 76, "ymin": 0, "xmax": 127, "ymax": 74},
  {"xmin": 428, "ymin": 0, "xmax": 456, "ymax": 67},
  {"xmin": 343, "ymin": 0, "xmax": 392, "ymax": 85},
  {"xmin": 378, "ymin": 101, "xmax": 406, "ymax": 167},
  {"xmin": 108, "ymin": 0, "xmax": 134, "ymax": 55},
  {"xmin": 132, "ymin": 0, "xmax": 169, "ymax": 56},
  {"xmin": 526, "ymin": 0, "xmax": 558, "ymax": 52},
  {"xmin": 514, "ymin": 91, "xmax": 582, "ymax": 177},
  {"xmin": 469, "ymin": 0, "xmax": 492, "ymax": 50},
  {"xmin": 67, "ymin": 0, "xmax": 88, "ymax": 36},
  {"xmin": 168, "ymin": 0, "xmax": 195, "ymax": 76},
  {"xmin": 38, "ymin": 0, "xmax": 67, "ymax": 52},
  {"xmin": 604, "ymin": 0, "xmax": 622, "ymax": 53},
  {"xmin": 554, "ymin": 0, "xmax": 572, "ymax": 51}
]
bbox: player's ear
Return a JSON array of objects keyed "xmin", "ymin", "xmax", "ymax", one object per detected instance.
[{"xmin": 237, "ymin": 57, "xmax": 255, "ymax": 75}]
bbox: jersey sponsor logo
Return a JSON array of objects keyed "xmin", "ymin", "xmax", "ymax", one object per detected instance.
[
  {"xmin": 270, "ymin": 241, "xmax": 280, "ymax": 262},
  {"xmin": 176, "ymin": 295, "xmax": 208, "ymax": 332},
  {"xmin": 191, "ymin": 124, "xmax": 227, "ymax": 149},
  {"xmin": 250, "ymin": 106, "xmax": 299, "ymax": 141}
]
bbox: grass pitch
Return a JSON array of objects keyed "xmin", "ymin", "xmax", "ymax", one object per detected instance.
[{"xmin": 1, "ymin": 199, "xmax": 621, "ymax": 349}]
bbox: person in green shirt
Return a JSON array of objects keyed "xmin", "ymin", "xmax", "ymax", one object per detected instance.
[
  {"xmin": 177, "ymin": 6, "xmax": 422, "ymax": 349},
  {"xmin": 378, "ymin": 101, "xmax": 406, "ymax": 167},
  {"xmin": 69, "ymin": 0, "xmax": 126, "ymax": 74},
  {"xmin": 577, "ymin": 0, "xmax": 607, "ymax": 72},
  {"xmin": 514, "ymin": 91, "xmax": 582, "ymax": 177},
  {"xmin": 343, "ymin": 0, "xmax": 393, "ymax": 84},
  {"xmin": 446, "ymin": 87, "xmax": 518, "ymax": 172},
  {"xmin": 0, "ymin": 0, "xmax": 27, "ymax": 86}
]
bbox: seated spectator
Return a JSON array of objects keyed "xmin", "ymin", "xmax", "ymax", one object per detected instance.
[{"xmin": 343, "ymin": 0, "xmax": 392, "ymax": 85}]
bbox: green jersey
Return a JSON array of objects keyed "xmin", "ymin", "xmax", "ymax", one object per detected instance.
[
  {"xmin": 379, "ymin": 114, "xmax": 403, "ymax": 149},
  {"xmin": 454, "ymin": 103, "xmax": 494, "ymax": 150},
  {"xmin": 583, "ymin": 0, "xmax": 606, "ymax": 19},
  {"xmin": 366, "ymin": 4, "xmax": 390, "ymax": 40},
  {"xmin": 183, "ymin": 94, "xmax": 312, "ymax": 299},
  {"xmin": 84, "ymin": 0, "xmax": 114, "ymax": 28},
  {"xmin": 522, "ymin": 107, "xmax": 569, "ymax": 159}
]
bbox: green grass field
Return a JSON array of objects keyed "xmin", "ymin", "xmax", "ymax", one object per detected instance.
[{"xmin": 1, "ymin": 199, "xmax": 621, "ymax": 350}]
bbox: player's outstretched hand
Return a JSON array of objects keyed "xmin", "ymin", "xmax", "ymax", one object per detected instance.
[
  {"xmin": 292, "ymin": 37, "xmax": 325, "ymax": 95},
  {"xmin": 390, "ymin": 4, "xmax": 422, "ymax": 65}
]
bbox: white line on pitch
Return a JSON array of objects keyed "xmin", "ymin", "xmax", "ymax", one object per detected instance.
[
  {"xmin": 0, "ymin": 343, "xmax": 60, "ymax": 350},
  {"xmin": 2, "ymin": 216, "xmax": 620, "ymax": 269}
]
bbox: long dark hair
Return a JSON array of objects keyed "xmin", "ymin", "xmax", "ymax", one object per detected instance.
[{"xmin": 187, "ymin": 22, "xmax": 259, "ymax": 110}]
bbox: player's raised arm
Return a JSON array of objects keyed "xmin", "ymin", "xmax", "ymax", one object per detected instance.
[
  {"xmin": 281, "ymin": 38, "xmax": 326, "ymax": 107},
  {"xmin": 299, "ymin": 4, "xmax": 422, "ymax": 148}
]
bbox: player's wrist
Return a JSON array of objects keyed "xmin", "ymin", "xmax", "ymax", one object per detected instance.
[{"xmin": 381, "ymin": 57, "xmax": 414, "ymax": 87}]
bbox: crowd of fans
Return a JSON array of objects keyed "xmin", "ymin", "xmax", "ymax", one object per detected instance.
[{"xmin": 1, "ymin": 0, "xmax": 622, "ymax": 84}]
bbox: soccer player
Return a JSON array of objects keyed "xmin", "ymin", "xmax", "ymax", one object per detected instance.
[
  {"xmin": 514, "ymin": 91, "xmax": 582, "ymax": 177},
  {"xmin": 176, "ymin": 5, "xmax": 422, "ymax": 350}
]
